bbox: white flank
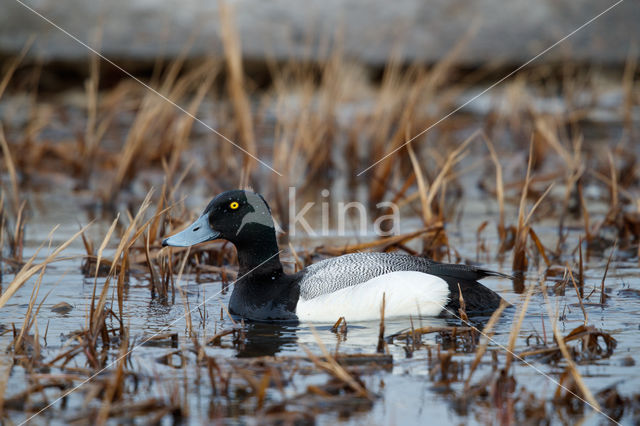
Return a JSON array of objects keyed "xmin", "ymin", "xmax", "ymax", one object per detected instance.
[{"xmin": 295, "ymin": 271, "xmax": 450, "ymax": 322}]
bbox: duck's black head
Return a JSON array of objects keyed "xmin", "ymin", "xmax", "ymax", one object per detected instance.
[{"xmin": 162, "ymin": 189, "xmax": 276, "ymax": 248}]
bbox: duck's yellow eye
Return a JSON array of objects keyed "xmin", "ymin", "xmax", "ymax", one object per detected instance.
[{"xmin": 229, "ymin": 201, "xmax": 239, "ymax": 210}]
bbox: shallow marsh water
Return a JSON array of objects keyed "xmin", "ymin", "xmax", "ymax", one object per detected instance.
[
  {"xmin": 0, "ymin": 76, "xmax": 639, "ymax": 424},
  {"xmin": 1, "ymin": 180, "xmax": 640, "ymax": 425}
]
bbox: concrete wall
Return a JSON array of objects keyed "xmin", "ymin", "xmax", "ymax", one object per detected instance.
[{"xmin": 0, "ymin": 0, "xmax": 637, "ymax": 66}]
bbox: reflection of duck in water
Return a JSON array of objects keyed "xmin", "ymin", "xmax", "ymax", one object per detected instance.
[
  {"xmin": 163, "ymin": 190, "xmax": 510, "ymax": 322},
  {"xmin": 236, "ymin": 322, "xmax": 298, "ymax": 358},
  {"xmin": 237, "ymin": 314, "xmax": 475, "ymax": 358}
]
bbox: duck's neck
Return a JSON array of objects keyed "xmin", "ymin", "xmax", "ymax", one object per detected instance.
[{"xmin": 234, "ymin": 226, "xmax": 283, "ymax": 278}]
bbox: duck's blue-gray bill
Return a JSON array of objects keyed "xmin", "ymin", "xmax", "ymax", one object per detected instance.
[{"xmin": 162, "ymin": 215, "xmax": 220, "ymax": 247}]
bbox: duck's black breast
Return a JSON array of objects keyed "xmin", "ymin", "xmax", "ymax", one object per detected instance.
[
  {"xmin": 228, "ymin": 271, "xmax": 302, "ymax": 322},
  {"xmin": 296, "ymin": 252, "xmax": 507, "ymax": 316}
]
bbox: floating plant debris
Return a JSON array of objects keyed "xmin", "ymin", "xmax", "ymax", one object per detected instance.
[{"xmin": 0, "ymin": 13, "xmax": 639, "ymax": 424}]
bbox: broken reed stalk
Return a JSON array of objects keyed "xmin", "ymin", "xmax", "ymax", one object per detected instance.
[
  {"xmin": 567, "ymin": 264, "xmax": 588, "ymax": 325},
  {"xmin": 219, "ymin": 0, "xmax": 257, "ymax": 178},
  {"xmin": 423, "ymin": 130, "xmax": 478, "ymax": 222},
  {"xmin": 578, "ymin": 179, "xmax": 591, "ymax": 240},
  {"xmin": 388, "ymin": 325, "xmax": 474, "ymax": 341},
  {"xmin": 330, "ymin": 317, "xmax": 348, "ymax": 342},
  {"xmin": 319, "ymin": 227, "xmax": 433, "ymax": 256},
  {"xmin": 535, "ymin": 119, "xmax": 585, "ymax": 213},
  {"xmin": 91, "ymin": 190, "xmax": 155, "ymax": 338},
  {"xmin": 523, "ymin": 185, "xmax": 554, "ymax": 227},
  {"xmin": 15, "ymin": 265, "xmax": 74, "ymax": 355},
  {"xmin": 475, "ymin": 220, "xmax": 489, "ymax": 262},
  {"xmin": 483, "ymin": 133, "xmax": 505, "ymax": 239},
  {"xmin": 287, "ymin": 242, "xmax": 304, "ymax": 272},
  {"xmin": 149, "ymin": 184, "xmax": 168, "ymax": 244},
  {"xmin": 621, "ymin": 46, "xmax": 638, "ymax": 127},
  {"xmin": 407, "ymin": 142, "xmax": 431, "ymax": 224},
  {"xmin": 255, "ymin": 371, "xmax": 271, "ymax": 410},
  {"xmin": 457, "ymin": 283, "xmax": 468, "ymax": 323},
  {"xmin": 304, "ymin": 325, "xmax": 370, "ymax": 398},
  {"xmin": 0, "ymin": 224, "xmax": 90, "ymax": 310},
  {"xmin": 176, "ymin": 248, "xmax": 194, "ymax": 337},
  {"xmin": 87, "ymin": 214, "xmax": 119, "ymax": 343},
  {"xmin": 10, "ymin": 200, "xmax": 26, "ymax": 264},
  {"xmin": 600, "ymin": 241, "xmax": 616, "ymax": 305},
  {"xmin": 232, "ymin": 367, "xmax": 271, "ymax": 410},
  {"xmin": 83, "ymin": 28, "xmax": 103, "ymax": 180},
  {"xmin": 268, "ymin": 49, "xmax": 345, "ymax": 186},
  {"xmin": 464, "ymin": 300, "xmax": 508, "ymax": 389},
  {"xmin": 559, "ymin": 167, "xmax": 584, "ymax": 239},
  {"xmin": 588, "ymin": 169, "xmax": 635, "ymax": 205},
  {"xmin": 81, "ymin": 228, "xmax": 95, "ymax": 258},
  {"xmin": 534, "ymin": 117, "xmax": 578, "ymax": 172},
  {"xmin": 504, "ymin": 285, "xmax": 533, "ymax": 371},
  {"xmin": 367, "ymin": 31, "xmax": 469, "ymax": 205},
  {"xmin": 368, "ymin": 75, "xmax": 424, "ymax": 205},
  {"xmin": 0, "ymin": 123, "xmax": 20, "ymax": 216},
  {"xmin": 377, "ymin": 293, "xmax": 386, "ymax": 353},
  {"xmin": 145, "ymin": 231, "xmax": 159, "ymax": 296},
  {"xmin": 14, "ymin": 266, "xmax": 46, "ymax": 355},
  {"xmin": 2, "ymin": 29, "xmax": 636, "ymax": 424},
  {"xmin": 167, "ymin": 63, "xmax": 219, "ymax": 180},
  {"xmin": 512, "ymin": 138, "xmax": 555, "ymax": 273},
  {"xmin": 166, "ymin": 166, "xmax": 192, "ymax": 205},
  {"xmin": 0, "ymin": 343, "xmax": 10, "ymax": 417},
  {"xmin": 110, "ymin": 57, "xmax": 215, "ymax": 198},
  {"xmin": 116, "ymin": 249, "xmax": 128, "ymax": 333},
  {"xmin": 93, "ymin": 215, "xmax": 120, "ymax": 283},
  {"xmin": 540, "ymin": 281, "xmax": 601, "ymax": 411},
  {"xmin": 528, "ymin": 227, "xmax": 550, "ymax": 268},
  {"xmin": 607, "ymin": 150, "xmax": 619, "ymax": 214},
  {"xmin": 513, "ymin": 139, "xmax": 535, "ymax": 272},
  {"xmin": 96, "ymin": 333, "xmax": 129, "ymax": 425},
  {"xmin": 0, "ymin": 36, "xmax": 34, "ymax": 101},
  {"xmin": 578, "ymin": 238, "xmax": 584, "ymax": 296},
  {"xmin": 331, "ymin": 317, "xmax": 346, "ymax": 333}
]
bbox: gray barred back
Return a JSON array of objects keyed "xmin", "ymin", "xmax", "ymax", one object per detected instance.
[{"xmin": 297, "ymin": 252, "xmax": 498, "ymax": 301}]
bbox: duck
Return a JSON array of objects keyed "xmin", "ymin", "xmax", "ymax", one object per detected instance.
[{"xmin": 162, "ymin": 189, "xmax": 509, "ymax": 322}]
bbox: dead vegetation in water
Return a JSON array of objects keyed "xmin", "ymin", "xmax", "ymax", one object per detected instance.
[
  {"xmin": 519, "ymin": 324, "xmax": 617, "ymax": 363},
  {"xmin": 0, "ymin": 10, "xmax": 639, "ymax": 424}
]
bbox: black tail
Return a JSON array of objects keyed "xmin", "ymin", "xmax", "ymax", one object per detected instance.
[{"xmin": 428, "ymin": 264, "xmax": 512, "ymax": 316}]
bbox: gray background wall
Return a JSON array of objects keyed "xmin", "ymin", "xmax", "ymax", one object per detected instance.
[{"xmin": 0, "ymin": 0, "xmax": 637, "ymax": 66}]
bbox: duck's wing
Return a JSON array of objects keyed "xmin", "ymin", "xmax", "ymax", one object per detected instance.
[{"xmin": 297, "ymin": 252, "xmax": 508, "ymax": 315}]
